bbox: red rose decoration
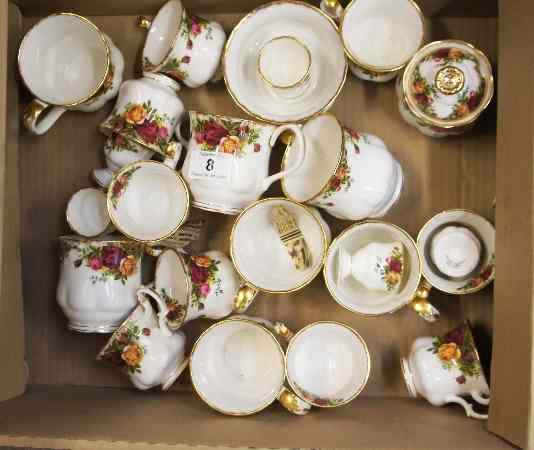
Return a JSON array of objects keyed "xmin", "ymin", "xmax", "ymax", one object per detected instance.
[
  {"xmin": 137, "ymin": 120, "xmax": 159, "ymax": 144},
  {"xmin": 102, "ymin": 245, "xmax": 126, "ymax": 269},
  {"xmin": 190, "ymin": 264, "xmax": 209, "ymax": 284},
  {"xmin": 203, "ymin": 121, "xmax": 229, "ymax": 147},
  {"xmin": 388, "ymin": 258, "xmax": 402, "ymax": 273},
  {"xmin": 467, "ymin": 92, "xmax": 481, "ymax": 110}
]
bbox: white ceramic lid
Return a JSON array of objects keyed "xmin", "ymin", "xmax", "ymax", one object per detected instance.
[
  {"xmin": 324, "ymin": 221, "xmax": 422, "ymax": 316},
  {"xmin": 418, "ymin": 210, "xmax": 495, "ymax": 294},
  {"xmin": 190, "ymin": 318, "xmax": 285, "ymax": 415},
  {"xmin": 223, "ymin": 1, "xmax": 347, "ymax": 123}
]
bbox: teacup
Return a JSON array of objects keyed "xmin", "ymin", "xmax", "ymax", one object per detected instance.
[
  {"xmin": 66, "ymin": 188, "xmax": 115, "ymax": 238},
  {"xmin": 337, "ymin": 241, "xmax": 404, "ymax": 293},
  {"xmin": 401, "ymin": 321, "xmax": 490, "ymax": 419},
  {"xmin": 19, "ymin": 13, "xmax": 124, "ymax": 135},
  {"xmin": 282, "ymin": 114, "xmax": 403, "ymax": 220},
  {"xmin": 179, "ymin": 111, "xmax": 306, "ymax": 215},
  {"xmin": 189, "ymin": 317, "xmax": 308, "ymax": 415},
  {"xmin": 139, "ymin": 0, "xmax": 226, "ymax": 88},
  {"xmin": 100, "ymin": 74, "xmax": 185, "ymax": 159},
  {"xmin": 320, "ymin": 0, "xmax": 425, "ymax": 82},
  {"xmin": 92, "ymin": 134, "xmax": 182, "ymax": 189},
  {"xmin": 230, "ymin": 198, "xmax": 330, "ymax": 300},
  {"xmin": 285, "ymin": 321, "xmax": 370, "ymax": 408},
  {"xmin": 97, "ymin": 299, "xmax": 188, "ymax": 391},
  {"xmin": 137, "ymin": 249, "xmax": 251, "ymax": 331},
  {"xmin": 257, "ymin": 36, "xmax": 312, "ymax": 99},
  {"xmin": 324, "ymin": 221, "xmax": 439, "ymax": 322},
  {"xmin": 57, "ymin": 236, "xmax": 146, "ymax": 333},
  {"xmin": 107, "ymin": 161, "xmax": 190, "ymax": 242},
  {"xmin": 417, "ymin": 209, "xmax": 495, "ymax": 295}
]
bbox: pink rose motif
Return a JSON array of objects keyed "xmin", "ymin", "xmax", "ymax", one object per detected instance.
[
  {"xmin": 102, "ymin": 245, "xmax": 126, "ymax": 269},
  {"xmin": 158, "ymin": 126, "xmax": 169, "ymax": 139},
  {"xmin": 203, "ymin": 121, "xmax": 229, "ymax": 147},
  {"xmin": 387, "ymin": 257, "xmax": 402, "ymax": 273},
  {"xmin": 89, "ymin": 256, "xmax": 103, "ymax": 271},
  {"xmin": 190, "ymin": 264, "xmax": 209, "ymax": 284},
  {"xmin": 200, "ymin": 283, "xmax": 211, "ymax": 297},
  {"xmin": 190, "ymin": 17, "xmax": 202, "ymax": 36},
  {"xmin": 137, "ymin": 120, "xmax": 159, "ymax": 144},
  {"xmin": 195, "ymin": 131, "xmax": 207, "ymax": 144}
]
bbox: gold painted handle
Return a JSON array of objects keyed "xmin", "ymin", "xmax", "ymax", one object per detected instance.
[
  {"xmin": 23, "ymin": 99, "xmax": 66, "ymax": 135},
  {"xmin": 137, "ymin": 16, "xmax": 152, "ymax": 29},
  {"xmin": 234, "ymin": 315, "xmax": 294, "ymax": 342},
  {"xmin": 410, "ymin": 279, "xmax": 440, "ymax": 322},
  {"xmin": 278, "ymin": 387, "xmax": 311, "ymax": 415},
  {"xmin": 320, "ymin": 0, "xmax": 343, "ymax": 21},
  {"xmin": 233, "ymin": 284, "xmax": 258, "ymax": 313}
]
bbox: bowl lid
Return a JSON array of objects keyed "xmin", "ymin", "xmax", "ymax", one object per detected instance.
[{"xmin": 402, "ymin": 40, "xmax": 494, "ymax": 128}]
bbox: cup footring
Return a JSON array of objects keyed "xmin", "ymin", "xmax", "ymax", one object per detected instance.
[
  {"xmin": 68, "ymin": 322, "xmax": 120, "ymax": 334},
  {"xmin": 192, "ymin": 200, "xmax": 243, "ymax": 216},
  {"xmin": 400, "ymin": 357, "xmax": 418, "ymax": 398},
  {"xmin": 161, "ymin": 357, "xmax": 189, "ymax": 391}
]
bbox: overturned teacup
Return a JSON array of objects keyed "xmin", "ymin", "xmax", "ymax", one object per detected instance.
[{"xmin": 66, "ymin": 188, "xmax": 114, "ymax": 238}]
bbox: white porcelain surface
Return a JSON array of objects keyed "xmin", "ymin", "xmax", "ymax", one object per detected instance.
[
  {"xmin": 142, "ymin": 0, "xmax": 226, "ymax": 88},
  {"xmin": 139, "ymin": 249, "xmax": 242, "ymax": 330},
  {"xmin": 231, "ymin": 198, "xmax": 328, "ymax": 293},
  {"xmin": 107, "ymin": 161, "xmax": 189, "ymax": 242},
  {"xmin": 100, "ymin": 74, "xmax": 184, "ymax": 157},
  {"xmin": 286, "ymin": 322, "xmax": 370, "ymax": 407},
  {"xmin": 180, "ymin": 111, "xmax": 305, "ymax": 215},
  {"xmin": 418, "ymin": 210, "xmax": 495, "ymax": 294},
  {"xmin": 190, "ymin": 318, "xmax": 285, "ymax": 415},
  {"xmin": 98, "ymin": 300, "xmax": 188, "ymax": 391},
  {"xmin": 66, "ymin": 188, "xmax": 112, "ymax": 237},
  {"xmin": 224, "ymin": 1, "xmax": 347, "ymax": 123},
  {"xmin": 56, "ymin": 236, "xmax": 145, "ymax": 333},
  {"xmin": 325, "ymin": 221, "xmax": 421, "ymax": 316},
  {"xmin": 337, "ymin": 242, "xmax": 404, "ymax": 293},
  {"xmin": 282, "ymin": 114, "xmax": 403, "ymax": 220},
  {"xmin": 401, "ymin": 322, "xmax": 490, "ymax": 419},
  {"xmin": 19, "ymin": 13, "xmax": 123, "ymax": 134}
]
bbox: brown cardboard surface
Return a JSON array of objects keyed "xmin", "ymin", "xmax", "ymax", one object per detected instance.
[
  {"xmin": 0, "ymin": 386, "xmax": 516, "ymax": 449},
  {"xmin": 489, "ymin": 1, "xmax": 534, "ymax": 449},
  {"xmin": 0, "ymin": 1, "xmax": 27, "ymax": 402}
]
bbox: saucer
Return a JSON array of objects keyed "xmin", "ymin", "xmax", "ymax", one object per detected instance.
[
  {"xmin": 418, "ymin": 210, "xmax": 495, "ymax": 294},
  {"xmin": 223, "ymin": 1, "xmax": 347, "ymax": 123}
]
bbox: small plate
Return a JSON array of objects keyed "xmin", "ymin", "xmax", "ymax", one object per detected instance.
[{"xmin": 223, "ymin": 1, "xmax": 347, "ymax": 124}]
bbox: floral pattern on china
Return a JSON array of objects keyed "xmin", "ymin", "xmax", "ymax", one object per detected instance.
[
  {"xmin": 59, "ymin": 240, "xmax": 143, "ymax": 284},
  {"xmin": 99, "ymin": 322, "xmax": 149, "ymax": 374},
  {"xmin": 428, "ymin": 322, "xmax": 482, "ymax": 385},
  {"xmin": 457, "ymin": 254, "xmax": 495, "ymax": 292},
  {"xmin": 143, "ymin": 12, "xmax": 213, "ymax": 82},
  {"xmin": 192, "ymin": 113, "xmax": 262, "ymax": 157},
  {"xmin": 110, "ymin": 165, "xmax": 139, "ymax": 208},
  {"xmin": 159, "ymin": 288, "xmax": 187, "ymax": 328},
  {"xmin": 410, "ymin": 47, "xmax": 485, "ymax": 121},
  {"xmin": 187, "ymin": 254, "xmax": 223, "ymax": 310},
  {"xmin": 374, "ymin": 245, "xmax": 404, "ymax": 291}
]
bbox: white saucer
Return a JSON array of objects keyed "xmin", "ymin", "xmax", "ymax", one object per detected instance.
[{"xmin": 223, "ymin": 1, "xmax": 347, "ymax": 123}]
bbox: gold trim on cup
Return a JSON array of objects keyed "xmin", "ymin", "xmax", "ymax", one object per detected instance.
[
  {"xmin": 257, "ymin": 35, "xmax": 312, "ymax": 89},
  {"xmin": 230, "ymin": 197, "xmax": 329, "ymax": 295},
  {"xmin": 222, "ymin": 0, "xmax": 348, "ymax": 125},
  {"xmin": 338, "ymin": 0, "xmax": 425, "ymax": 73},
  {"xmin": 285, "ymin": 320, "xmax": 371, "ymax": 407},
  {"xmin": 18, "ymin": 12, "xmax": 111, "ymax": 108},
  {"xmin": 106, "ymin": 160, "xmax": 190, "ymax": 243},
  {"xmin": 280, "ymin": 112, "xmax": 345, "ymax": 204},
  {"xmin": 323, "ymin": 220, "xmax": 423, "ymax": 317},
  {"xmin": 416, "ymin": 208, "xmax": 495, "ymax": 295},
  {"xmin": 189, "ymin": 317, "xmax": 286, "ymax": 416},
  {"xmin": 401, "ymin": 40, "xmax": 494, "ymax": 129}
]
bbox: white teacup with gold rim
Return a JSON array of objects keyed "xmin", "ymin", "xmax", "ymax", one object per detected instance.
[
  {"xmin": 97, "ymin": 299, "xmax": 188, "ymax": 391},
  {"xmin": 320, "ymin": 0, "xmax": 425, "ymax": 82},
  {"xmin": 179, "ymin": 111, "xmax": 306, "ymax": 215},
  {"xmin": 282, "ymin": 114, "xmax": 403, "ymax": 221},
  {"xmin": 417, "ymin": 209, "xmax": 495, "ymax": 295},
  {"xmin": 107, "ymin": 161, "xmax": 190, "ymax": 243},
  {"xmin": 19, "ymin": 13, "xmax": 124, "ymax": 135},
  {"xmin": 230, "ymin": 198, "xmax": 330, "ymax": 303},
  {"xmin": 324, "ymin": 221, "xmax": 439, "ymax": 322},
  {"xmin": 137, "ymin": 249, "xmax": 249, "ymax": 331},
  {"xmin": 66, "ymin": 188, "xmax": 115, "ymax": 238},
  {"xmin": 139, "ymin": 0, "xmax": 226, "ymax": 88}
]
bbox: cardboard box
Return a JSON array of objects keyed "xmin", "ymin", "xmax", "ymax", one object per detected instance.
[{"xmin": 0, "ymin": 0, "xmax": 527, "ymax": 448}]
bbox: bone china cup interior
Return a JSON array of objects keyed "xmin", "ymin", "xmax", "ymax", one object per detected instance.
[
  {"xmin": 286, "ymin": 322, "xmax": 370, "ymax": 407},
  {"xmin": 324, "ymin": 221, "xmax": 421, "ymax": 316},
  {"xmin": 190, "ymin": 318, "xmax": 286, "ymax": 415},
  {"xmin": 230, "ymin": 198, "xmax": 328, "ymax": 293},
  {"xmin": 107, "ymin": 161, "xmax": 189, "ymax": 242},
  {"xmin": 19, "ymin": 13, "xmax": 109, "ymax": 106}
]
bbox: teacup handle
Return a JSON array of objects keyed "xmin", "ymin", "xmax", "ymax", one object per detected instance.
[
  {"xmin": 137, "ymin": 287, "xmax": 173, "ymax": 336},
  {"xmin": 444, "ymin": 394, "xmax": 488, "ymax": 420},
  {"xmin": 233, "ymin": 284, "xmax": 259, "ymax": 313},
  {"xmin": 278, "ymin": 386, "xmax": 312, "ymax": 416},
  {"xmin": 470, "ymin": 390, "xmax": 490, "ymax": 405},
  {"xmin": 410, "ymin": 279, "xmax": 440, "ymax": 322},
  {"xmin": 23, "ymin": 99, "xmax": 67, "ymax": 135},
  {"xmin": 137, "ymin": 16, "xmax": 152, "ymax": 29},
  {"xmin": 319, "ymin": 0, "xmax": 344, "ymax": 21},
  {"xmin": 234, "ymin": 314, "xmax": 295, "ymax": 342},
  {"xmin": 162, "ymin": 141, "xmax": 183, "ymax": 169},
  {"xmin": 260, "ymin": 124, "xmax": 306, "ymax": 192}
]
